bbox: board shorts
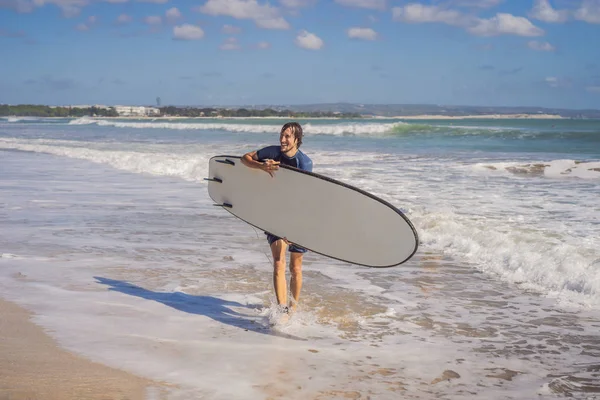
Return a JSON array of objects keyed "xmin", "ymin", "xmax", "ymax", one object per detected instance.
[{"xmin": 266, "ymin": 232, "xmax": 308, "ymax": 254}]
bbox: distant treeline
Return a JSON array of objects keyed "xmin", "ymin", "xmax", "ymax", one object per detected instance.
[
  {"xmin": 0, "ymin": 104, "xmax": 118, "ymax": 117},
  {"xmin": 158, "ymin": 106, "xmax": 363, "ymax": 118},
  {"xmin": 1, "ymin": 104, "xmax": 363, "ymax": 118}
]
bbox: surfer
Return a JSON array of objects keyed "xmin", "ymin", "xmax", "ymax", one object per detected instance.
[{"xmin": 241, "ymin": 122, "xmax": 313, "ymax": 315}]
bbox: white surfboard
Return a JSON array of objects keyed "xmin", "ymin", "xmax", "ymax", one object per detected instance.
[{"xmin": 206, "ymin": 155, "xmax": 418, "ymax": 268}]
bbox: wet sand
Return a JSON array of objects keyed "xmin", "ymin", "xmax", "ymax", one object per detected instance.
[{"xmin": 0, "ymin": 298, "xmax": 168, "ymax": 400}]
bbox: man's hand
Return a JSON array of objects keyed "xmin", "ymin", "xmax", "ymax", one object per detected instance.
[
  {"xmin": 261, "ymin": 159, "xmax": 280, "ymax": 177},
  {"xmin": 241, "ymin": 152, "xmax": 280, "ymax": 177}
]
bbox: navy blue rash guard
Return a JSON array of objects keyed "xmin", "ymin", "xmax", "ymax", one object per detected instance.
[{"xmin": 256, "ymin": 145, "xmax": 313, "ymax": 173}]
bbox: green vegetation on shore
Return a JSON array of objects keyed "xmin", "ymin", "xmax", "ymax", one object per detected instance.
[
  {"xmin": 0, "ymin": 104, "xmax": 362, "ymax": 119},
  {"xmin": 1, "ymin": 104, "xmax": 119, "ymax": 117},
  {"xmin": 4, "ymin": 103, "xmax": 597, "ymax": 119},
  {"xmin": 159, "ymin": 106, "xmax": 362, "ymax": 118}
]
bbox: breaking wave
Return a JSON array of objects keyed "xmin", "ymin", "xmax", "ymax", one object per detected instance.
[
  {"xmin": 472, "ymin": 159, "xmax": 600, "ymax": 179},
  {"xmin": 68, "ymin": 117, "xmax": 408, "ymax": 136}
]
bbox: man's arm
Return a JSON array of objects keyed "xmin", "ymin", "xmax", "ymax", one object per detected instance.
[
  {"xmin": 298, "ymin": 154, "xmax": 313, "ymax": 173},
  {"xmin": 241, "ymin": 150, "xmax": 280, "ymax": 177}
]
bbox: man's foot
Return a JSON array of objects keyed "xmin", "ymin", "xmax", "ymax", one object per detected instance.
[
  {"xmin": 278, "ymin": 312, "xmax": 290, "ymax": 324},
  {"xmin": 269, "ymin": 305, "xmax": 290, "ymax": 326}
]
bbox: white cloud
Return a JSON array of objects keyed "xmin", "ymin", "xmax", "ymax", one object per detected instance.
[
  {"xmin": 393, "ymin": 4, "xmax": 544, "ymax": 37},
  {"xmin": 468, "ymin": 13, "xmax": 544, "ymax": 37},
  {"xmin": 334, "ymin": 0, "xmax": 385, "ymax": 10},
  {"xmin": 295, "ymin": 30, "xmax": 323, "ymax": 50},
  {"xmin": 116, "ymin": 13, "xmax": 132, "ymax": 24},
  {"xmin": 392, "ymin": 4, "xmax": 468, "ymax": 26},
  {"xmin": 545, "ymin": 76, "xmax": 571, "ymax": 88},
  {"xmin": 75, "ymin": 14, "xmax": 96, "ymax": 30},
  {"xmin": 527, "ymin": 0, "xmax": 600, "ymax": 24},
  {"xmin": 529, "ymin": 0, "xmax": 569, "ymax": 23},
  {"xmin": 33, "ymin": 0, "xmax": 88, "ymax": 17},
  {"xmin": 347, "ymin": 27, "xmax": 377, "ymax": 40},
  {"xmin": 256, "ymin": 41, "xmax": 271, "ymax": 49},
  {"xmin": 173, "ymin": 24, "xmax": 204, "ymax": 40},
  {"xmin": 136, "ymin": 0, "xmax": 168, "ymax": 3},
  {"xmin": 220, "ymin": 37, "xmax": 241, "ymax": 50},
  {"xmin": 574, "ymin": 0, "xmax": 600, "ymax": 24},
  {"xmin": 279, "ymin": 0, "xmax": 315, "ymax": 7},
  {"xmin": 255, "ymin": 16, "xmax": 289, "ymax": 29},
  {"xmin": 528, "ymin": 40, "xmax": 555, "ymax": 51},
  {"xmin": 222, "ymin": 24, "xmax": 241, "ymax": 34},
  {"xmin": 451, "ymin": 0, "xmax": 503, "ymax": 8},
  {"xmin": 144, "ymin": 15, "xmax": 162, "ymax": 25},
  {"xmin": 198, "ymin": 0, "xmax": 290, "ymax": 30},
  {"xmin": 0, "ymin": 0, "xmax": 35, "ymax": 13},
  {"xmin": 166, "ymin": 7, "xmax": 181, "ymax": 23}
]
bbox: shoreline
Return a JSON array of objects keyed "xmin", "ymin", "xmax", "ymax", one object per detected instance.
[{"xmin": 0, "ymin": 297, "xmax": 169, "ymax": 400}]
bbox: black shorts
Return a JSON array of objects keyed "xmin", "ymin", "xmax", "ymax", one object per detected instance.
[{"xmin": 266, "ymin": 233, "xmax": 307, "ymax": 254}]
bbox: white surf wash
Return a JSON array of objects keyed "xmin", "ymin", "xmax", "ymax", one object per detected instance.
[
  {"xmin": 1, "ymin": 130, "xmax": 599, "ymax": 307},
  {"xmin": 68, "ymin": 117, "xmax": 405, "ymax": 136},
  {"xmin": 3, "ymin": 150, "xmax": 599, "ymax": 400},
  {"xmin": 2, "ymin": 138, "xmax": 599, "ymax": 308},
  {"xmin": 1, "ymin": 118, "xmax": 600, "ymax": 399}
]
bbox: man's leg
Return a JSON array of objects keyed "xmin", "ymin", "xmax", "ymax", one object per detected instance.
[
  {"xmin": 270, "ymin": 239, "xmax": 288, "ymax": 308},
  {"xmin": 289, "ymin": 252, "xmax": 303, "ymax": 312}
]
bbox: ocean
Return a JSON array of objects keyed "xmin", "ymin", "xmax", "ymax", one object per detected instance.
[{"xmin": 1, "ymin": 116, "xmax": 599, "ymax": 399}]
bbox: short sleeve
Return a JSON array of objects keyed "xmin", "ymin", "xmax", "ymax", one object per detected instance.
[
  {"xmin": 298, "ymin": 154, "xmax": 313, "ymax": 172},
  {"xmin": 256, "ymin": 145, "xmax": 280, "ymax": 161}
]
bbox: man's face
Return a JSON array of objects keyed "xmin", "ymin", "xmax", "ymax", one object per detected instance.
[{"xmin": 280, "ymin": 127, "xmax": 298, "ymax": 153}]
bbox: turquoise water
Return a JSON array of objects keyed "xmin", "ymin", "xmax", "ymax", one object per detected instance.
[{"xmin": 1, "ymin": 116, "xmax": 599, "ymax": 399}]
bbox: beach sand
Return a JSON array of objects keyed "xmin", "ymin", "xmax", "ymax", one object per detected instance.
[{"xmin": 0, "ymin": 298, "xmax": 168, "ymax": 400}]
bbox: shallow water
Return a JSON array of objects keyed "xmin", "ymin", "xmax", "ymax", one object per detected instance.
[{"xmin": 1, "ymin": 117, "xmax": 599, "ymax": 399}]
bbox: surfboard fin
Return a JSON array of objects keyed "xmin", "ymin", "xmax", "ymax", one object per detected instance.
[
  {"xmin": 204, "ymin": 177, "xmax": 223, "ymax": 183},
  {"xmin": 214, "ymin": 203, "xmax": 233, "ymax": 208},
  {"xmin": 216, "ymin": 159, "xmax": 235, "ymax": 166}
]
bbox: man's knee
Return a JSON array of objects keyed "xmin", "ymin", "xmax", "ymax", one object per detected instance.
[
  {"xmin": 273, "ymin": 259, "xmax": 286, "ymax": 274},
  {"xmin": 270, "ymin": 240, "xmax": 287, "ymax": 262},
  {"xmin": 289, "ymin": 254, "xmax": 303, "ymax": 275}
]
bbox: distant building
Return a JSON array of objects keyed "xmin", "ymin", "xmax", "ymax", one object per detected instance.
[
  {"xmin": 113, "ymin": 105, "xmax": 160, "ymax": 117},
  {"xmin": 66, "ymin": 104, "xmax": 110, "ymax": 110}
]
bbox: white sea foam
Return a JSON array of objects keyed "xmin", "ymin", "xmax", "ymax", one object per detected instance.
[
  {"xmin": 0, "ymin": 138, "xmax": 212, "ymax": 182},
  {"xmin": 471, "ymin": 159, "xmax": 600, "ymax": 179},
  {"xmin": 1, "ymin": 253, "xmax": 20, "ymax": 259},
  {"xmin": 3, "ymin": 135, "xmax": 598, "ymax": 308},
  {"xmin": 67, "ymin": 117, "xmax": 404, "ymax": 136},
  {"xmin": 415, "ymin": 208, "xmax": 600, "ymax": 306},
  {"xmin": 2, "ymin": 116, "xmax": 57, "ymax": 123},
  {"xmin": 2, "ymin": 146, "xmax": 600, "ymax": 399}
]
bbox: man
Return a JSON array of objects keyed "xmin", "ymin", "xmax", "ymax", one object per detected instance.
[{"xmin": 241, "ymin": 122, "xmax": 313, "ymax": 315}]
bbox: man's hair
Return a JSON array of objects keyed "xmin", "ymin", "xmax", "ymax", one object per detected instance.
[{"xmin": 281, "ymin": 122, "xmax": 303, "ymax": 148}]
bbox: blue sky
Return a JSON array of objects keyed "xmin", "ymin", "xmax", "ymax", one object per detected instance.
[{"xmin": 1, "ymin": 0, "xmax": 600, "ymax": 109}]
